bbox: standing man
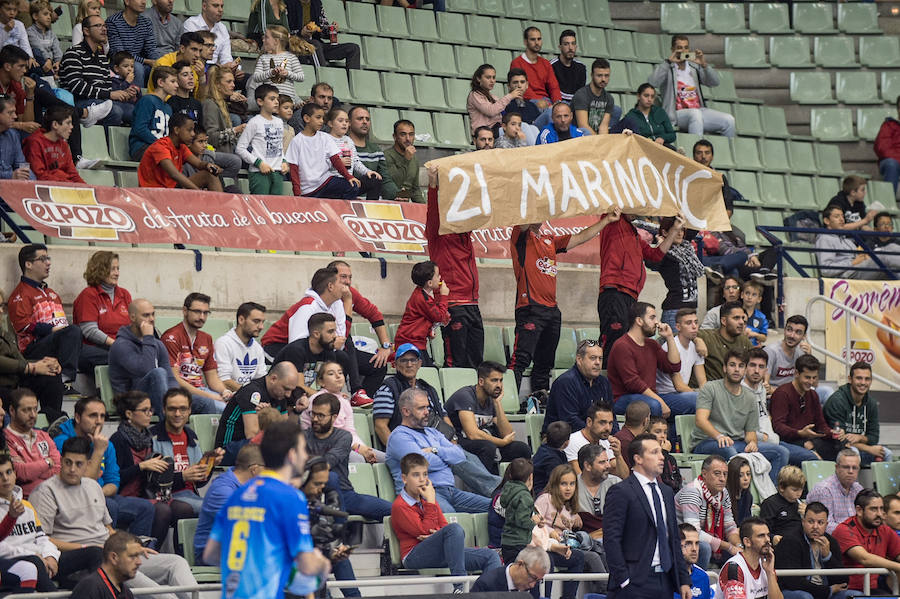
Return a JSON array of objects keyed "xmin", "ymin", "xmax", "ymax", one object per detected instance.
[
  {"xmin": 384, "ymin": 119, "xmax": 422, "ymax": 203},
  {"xmin": 508, "ymin": 211, "xmax": 620, "ymax": 394},
  {"xmin": 807, "ymin": 449, "xmax": 864, "ymax": 534},
  {"xmin": 696, "ymin": 301, "xmax": 753, "ymax": 381},
  {"xmin": 824, "ymin": 362, "xmax": 890, "ymax": 465},
  {"xmin": 549, "ymin": 29, "xmax": 585, "ymax": 103},
  {"xmin": 572, "ymin": 58, "xmax": 619, "ymax": 135},
  {"xmin": 874, "ymin": 95, "xmax": 900, "ymax": 194},
  {"xmin": 4, "ymin": 388, "xmax": 60, "ymax": 497},
  {"xmin": 603, "ymin": 433, "xmax": 691, "ymax": 599},
  {"xmin": 597, "ymin": 215, "xmax": 685, "ymax": 368},
  {"xmin": 716, "ymin": 518, "xmax": 784, "ymax": 599},
  {"xmin": 425, "ymin": 165, "xmax": 483, "ymax": 369},
  {"xmin": 348, "ymin": 106, "xmax": 397, "ymax": 200},
  {"xmin": 203, "ymin": 420, "xmax": 332, "ymax": 599},
  {"xmin": 214, "ymin": 301, "xmax": 268, "ymax": 392},
  {"xmin": 7, "ymin": 244, "xmax": 81, "ymax": 389},
  {"xmin": 510, "ymin": 26, "xmax": 561, "ymax": 130}
]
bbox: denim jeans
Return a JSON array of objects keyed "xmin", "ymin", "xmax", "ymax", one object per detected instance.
[
  {"xmin": 855, "ymin": 445, "xmax": 895, "ymax": 466},
  {"xmin": 191, "ymin": 387, "xmax": 225, "ymax": 414},
  {"xmin": 661, "ymin": 309, "xmax": 679, "ymax": 331},
  {"xmin": 106, "ymin": 494, "xmax": 155, "ymax": 537},
  {"xmin": 402, "ymin": 523, "xmax": 500, "ymax": 589},
  {"xmin": 434, "ymin": 485, "xmax": 491, "ymax": 514},
  {"xmin": 307, "ymin": 176, "xmax": 361, "ymax": 200},
  {"xmin": 782, "ymin": 590, "xmax": 814, "ymax": 599},
  {"xmin": 693, "ymin": 438, "xmax": 788, "ymax": 484},
  {"xmin": 172, "ymin": 489, "xmax": 203, "ymax": 515},
  {"xmin": 702, "ymin": 252, "xmax": 751, "ymax": 277},
  {"xmin": 449, "ymin": 451, "xmax": 502, "ymax": 497},
  {"xmin": 332, "ymin": 558, "xmax": 361, "ymax": 597},
  {"xmin": 780, "ymin": 441, "xmax": 820, "ymax": 466},
  {"xmin": 676, "ymin": 107, "xmax": 736, "ymax": 138},
  {"xmin": 531, "ymin": 99, "xmax": 554, "ymax": 130},
  {"xmin": 697, "ymin": 541, "xmax": 711, "ymax": 570},
  {"xmin": 615, "ymin": 392, "xmax": 696, "ymax": 446},
  {"xmin": 338, "ymin": 487, "xmax": 392, "ymax": 521},
  {"xmin": 880, "ymin": 158, "xmax": 900, "ymax": 194},
  {"xmin": 132, "ymin": 367, "xmax": 173, "ymax": 416}
]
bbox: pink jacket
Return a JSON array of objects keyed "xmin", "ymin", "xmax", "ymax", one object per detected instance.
[
  {"xmin": 4, "ymin": 428, "xmax": 60, "ymax": 497},
  {"xmin": 466, "ymin": 90, "xmax": 514, "ymax": 133}
]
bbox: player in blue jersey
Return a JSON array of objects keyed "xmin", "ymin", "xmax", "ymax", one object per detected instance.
[{"xmin": 203, "ymin": 420, "xmax": 331, "ymax": 599}]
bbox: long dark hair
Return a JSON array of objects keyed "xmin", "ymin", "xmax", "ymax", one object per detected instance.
[
  {"xmin": 492, "ymin": 457, "xmax": 533, "ymax": 497},
  {"xmin": 634, "ymin": 82, "xmax": 656, "ymax": 109},
  {"xmin": 471, "ymin": 64, "xmax": 497, "ymax": 103},
  {"xmin": 726, "ymin": 456, "xmax": 751, "ymax": 504}
]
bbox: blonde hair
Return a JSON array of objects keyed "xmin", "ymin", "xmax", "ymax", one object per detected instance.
[
  {"xmin": 200, "ymin": 65, "xmax": 231, "ymax": 122},
  {"xmin": 265, "ymin": 24, "xmax": 290, "ymax": 52},
  {"xmin": 777, "ymin": 465, "xmax": 806, "ymax": 491},
  {"xmin": 29, "ymin": 0, "xmax": 51, "ymax": 17},
  {"xmin": 76, "ymin": 0, "xmax": 100, "ymax": 21}
]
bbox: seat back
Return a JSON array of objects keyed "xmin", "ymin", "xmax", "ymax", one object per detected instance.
[
  {"xmin": 801, "ymin": 460, "xmax": 836, "ymax": 493},
  {"xmin": 674, "ymin": 414, "xmax": 697, "ymax": 452},
  {"xmin": 189, "ymin": 414, "xmax": 221, "ymax": 453},
  {"xmin": 95, "ymin": 365, "xmax": 116, "ymax": 417},
  {"xmin": 526, "ymin": 413, "xmax": 543, "ymax": 453},
  {"xmin": 374, "ymin": 462, "xmax": 397, "ymax": 501},
  {"xmin": 348, "ymin": 462, "xmax": 378, "ymax": 497},
  {"xmin": 872, "ymin": 462, "xmax": 900, "ymax": 495}
]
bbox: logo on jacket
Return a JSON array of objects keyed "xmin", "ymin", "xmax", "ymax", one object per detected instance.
[
  {"xmin": 536, "ymin": 256, "xmax": 558, "ymax": 276},
  {"xmin": 236, "ymin": 354, "xmax": 259, "ymax": 381},
  {"xmin": 342, "ymin": 201, "xmax": 427, "ymax": 253},
  {"xmin": 22, "ymin": 185, "xmax": 135, "ymax": 241}
]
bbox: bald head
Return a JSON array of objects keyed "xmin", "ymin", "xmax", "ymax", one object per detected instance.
[
  {"xmin": 266, "ymin": 361, "xmax": 300, "ymax": 403},
  {"xmin": 128, "ymin": 299, "xmax": 155, "ymax": 336}
]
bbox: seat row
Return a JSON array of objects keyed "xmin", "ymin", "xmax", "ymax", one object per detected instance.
[
  {"xmin": 725, "ymin": 35, "xmax": 900, "ymax": 69},
  {"xmin": 791, "ymin": 71, "xmax": 900, "ymax": 107},
  {"xmin": 809, "ymin": 107, "xmax": 896, "ymax": 144},
  {"xmin": 661, "ymin": 2, "xmax": 880, "ymax": 36}
]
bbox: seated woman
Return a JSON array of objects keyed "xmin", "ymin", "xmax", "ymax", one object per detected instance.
[
  {"xmin": 618, "ymin": 83, "xmax": 676, "ymax": 150},
  {"xmin": 72, "ymin": 251, "xmax": 132, "ymax": 374},
  {"xmin": 200, "ymin": 66, "xmax": 247, "ymax": 153},
  {"xmin": 466, "ymin": 63, "xmax": 522, "ymax": 140}
]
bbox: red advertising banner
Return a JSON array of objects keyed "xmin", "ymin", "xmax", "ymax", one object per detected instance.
[{"xmin": 0, "ymin": 181, "xmax": 604, "ymax": 264}]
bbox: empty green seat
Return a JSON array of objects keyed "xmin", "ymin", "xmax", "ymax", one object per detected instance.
[
  {"xmin": 705, "ymin": 3, "xmax": 748, "ymax": 33},
  {"xmin": 399, "ymin": 110, "xmax": 436, "ymax": 146},
  {"xmin": 706, "ymin": 135, "xmax": 735, "ymax": 169},
  {"xmin": 627, "ymin": 62, "xmax": 653, "ymax": 88},
  {"xmin": 555, "ymin": 327, "xmax": 577, "ymax": 369},
  {"xmin": 810, "ymin": 108, "xmax": 855, "ymax": 142},
  {"xmin": 756, "ymin": 209, "xmax": 788, "ymax": 243},
  {"xmin": 483, "ymin": 325, "xmax": 507, "ymax": 364},
  {"xmin": 394, "ymin": 39, "xmax": 428, "ymax": 74},
  {"xmin": 857, "ymin": 107, "xmax": 893, "ymax": 141},
  {"xmin": 504, "ymin": 0, "xmax": 532, "ymax": 18},
  {"xmin": 883, "ymin": 72, "xmax": 900, "ymax": 104},
  {"xmin": 789, "ymin": 72, "xmax": 834, "ymax": 104},
  {"xmin": 793, "ymin": 3, "xmax": 835, "ymax": 34},
  {"xmin": 587, "ymin": 0, "xmax": 612, "ymax": 27},
  {"xmin": 732, "ymin": 137, "xmax": 763, "ymax": 171},
  {"xmin": 433, "ymin": 112, "xmax": 471, "ymax": 148},
  {"xmin": 660, "ymin": 3, "xmax": 703, "ymax": 34},
  {"xmin": 760, "ymin": 139, "xmax": 790, "ymax": 173},
  {"xmin": 580, "ymin": 28, "xmax": 610, "ymax": 59},
  {"xmin": 814, "ymin": 144, "xmax": 845, "ymax": 177},
  {"xmin": 406, "ymin": 9, "xmax": 439, "ymax": 42},
  {"xmin": 730, "ymin": 171, "xmax": 761, "ymax": 203},
  {"xmin": 80, "ymin": 126, "xmax": 110, "ymax": 162},
  {"xmin": 107, "ymin": 127, "xmax": 131, "ymax": 162},
  {"xmin": 532, "ymin": 0, "xmax": 561, "ymax": 22},
  {"xmin": 484, "ymin": 49, "xmax": 512, "ymax": 78},
  {"xmin": 79, "ymin": 170, "xmax": 115, "ymax": 186},
  {"xmin": 758, "ymin": 175, "xmax": 790, "ymax": 208},
  {"xmin": 770, "ymin": 36, "xmax": 813, "ymax": 68},
  {"xmin": 479, "ymin": 0, "xmax": 505, "ymax": 15},
  {"xmin": 435, "ymin": 11, "xmax": 468, "ymax": 45},
  {"xmin": 749, "ymin": 3, "xmax": 790, "ymax": 34},
  {"xmin": 814, "ymin": 177, "xmax": 840, "ymax": 205},
  {"xmin": 345, "ymin": 1, "xmax": 378, "ymax": 35},
  {"xmin": 559, "ymin": 0, "xmax": 587, "ymax": 22},
  {"xmin": 837, "ymin": 2, "xmax": 880, "ymax": 34},
  {"xmin": 443, "ymin": 78, "xmax": 470, "ymax": 111},
  {"xmin": 446, "ymin": 0, "xmax": 476, "ymax": 11},
  {"xmin": 362, "ymin": 37, "xmax": 398, "ymax": 70},
  {"xmin": 814, "ymin": 36, "xmax": 859, "ymax": 68},
  {"xmin": 466, "ymin": 14, "xmax": 498, "ymax": 47},
  {"xmin": 836, "ymin": 72, "xmax": 880, "ymax": 105},
  {"xmin": 870, "ymin": 181, "xmax": 900, "ymax": 213},
  {"xmin": 788, "ymin": 141, "xmax": 818, "ymax": 174},
  {"xmin": 455, "ymin": 46, "xmax": 486, "ymax": 78},
  {"xmin": 440, "ymin": 367, "xmax": 477, "ymax": 400},
  {"xmin": 802, "ymin": 461, "xmax": 836, "ymax": 493},
  {"xmin": 734, "ymin": 104, "xmax": 763, "ymax": 137},
  {"xmin": 724, "ymin": 36, "xmax": 769, "ymax": 68},
  {"xmin": 860, "ymin": 37, "xmax": 900, "ymax": 68},
  {"xmin": 761, "ymin": 106, "xmax": 790, "ymax": 138},
  {"xmin": 413, "ymin": 75, "xmax": 450, "ymax": 111},
  {"xmin": 732, "ymin": 207, "xmax": 763, "ymax": 245},
  {"xmin": 787, "ymin": 176, "xmax": 819, "ymax": 210},
  {"xmin": 425, "ymin": 42, "xmax": 459, "ymax": 77},
  {"xmin": 495, "ymin": 18, "xmax": 524, "ymax": 50},
  {"xmin": 315, "ymin": 66, "xmax": 350, "ymax": 101},
  {"xmin": 607, "ymin": 60, "xmax": 631, "ymax": 92},
  {"xmin": 381, "ymin": 72, "xmax": 415, "ymax": 107},
  {"xmin": 350, "ymin": 70, "xmax": 385, "ymax": 106},
  {"xmin": 376, "ymin": 5, "xmax": 409, "ymax": 37},
  {"xmin": 704, "ymin": 70, "xmax": 737, "ymax": 101},
  {"xmin": 51, "ymin": 5, "xmax": 73, "ymax": 39},
  {"xmin": 634, "ymin": 32, "xmax": 663, "ymax": 61},
  {"xmin": 608, "ymin": 30, "xmax": 636, "ymax": 60},
  {"xmin": 369, "ymin": 107, "xmax": 399, "ymax": 143}
]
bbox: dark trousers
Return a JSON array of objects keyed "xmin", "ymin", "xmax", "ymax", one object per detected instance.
[
  {"xmin": 609, "ymin": 570, "xmax": 674, "ymax": 599},
  {"xmin": 343, "ymin": 336, "xmax": 387, "ymax": 397},
  {"xmin": 23, "ymin": 325, "xmax": 81, "ymax": 382},
  {"xmin": 809, "ymin": 436, "xmax": 843, "ymax": 461},
  {"xmin": 0, "ymin": 372, "xmax": 65, "ymax": 422},
  {"xmin": 35, "ymin": 87, "xmax": 83, "ymax": 157},
  {"xmin": 459, "ymin": 437, "xmax": 532, "ymax": 475},
  {"xmin": 737, "ymin": 247, "xmax": 777, "ymax": 318},
  {"xmin": 56, "ymin": 546, "xmax": 103, "ymax": 589},
  {"xmin": 359, "ymin": 174, "xmax": 382, "ymax": 200},
  {"xmin": 263, "ymin": 342, "xmax": 285, "ymax": 362},
  {"xmin": 0, "ymin": 554, "xmax": 56, "ymax": 592},
  {"xmin": 598, "ymin": 288, "xmax": 636, "ymax": 369},
  {"xmin": 443, "ymin": 304, "xmax": 484, "ymax": 368},
  {"xmin": 308, "ymin": 176, "xmax": 361, "ymax": 200},
  {"xmin": 77, "ymin": 344, "xmax": 109, "ymax": 374},
  {"xmin": 311, "ymin": 39, "xmax": 361, "ymax": 69},
  {"xmin": 509, "ymin": 304, "xmax": 561, "ymax": 393}
]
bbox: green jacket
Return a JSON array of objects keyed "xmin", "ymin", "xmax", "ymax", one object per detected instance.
[
  {"xmin": 355, "ymin": 139, "xmax": 400, "ymax": 200},
  {"xmin": 384, "ymin": 146, "xmax": 423, "ymax": 203},
  {"xmin": 0, "ymin": 323, "xmax": 28, "ymax": 388},
  {"xmin": 823, "ymin": 383, "xmax": 880, "ymax": 444},
  {"xmin": 623, "ymin": 105, "xmax": 676, "ymax": 145},
  {"xmin": 500, "ymin": 479, "xmax": 535, "ymax": 548}
]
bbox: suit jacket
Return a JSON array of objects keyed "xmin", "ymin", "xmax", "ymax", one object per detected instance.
[
  {"xmin": 471, "ymin": 566, "xmax": 538, "ymax": 599},
  {"xmin": 603, "ymin": 474, "xmax": 687, "ymax": 596},
  {"xmin": 773, "ymin": 532, "xmax": 846, "ymax": 599}
]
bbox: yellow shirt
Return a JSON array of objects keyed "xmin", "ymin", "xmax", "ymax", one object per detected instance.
[{"xmin": 148, "ymin": 51, "xmax": 200, "ymax": 95}]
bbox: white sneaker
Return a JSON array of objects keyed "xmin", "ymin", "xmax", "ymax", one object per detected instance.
[
  {"xmin": 82, "ymin": 100, "xmax": 113, "ymax": 127},
  {"xmin": 76, "ymin": 157, "xmax": 101, "ymax": 169}
]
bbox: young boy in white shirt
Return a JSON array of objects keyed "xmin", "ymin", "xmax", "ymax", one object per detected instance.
[
  {"xmin": 235, "ymin": 84, "xmax": 288, "ymax": 195},
  {"xmin": 285, "ymin": 103, "xmax": 359, "ymax": 199}
]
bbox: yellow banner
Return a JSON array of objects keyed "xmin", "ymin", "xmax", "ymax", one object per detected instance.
[
  {"xmin": 427, "ymin": 133, "xmax": 730, "ymax": 234},
  {"xmin": 823, "ymin": 278, "xmax": 900, "ymax": 387}
]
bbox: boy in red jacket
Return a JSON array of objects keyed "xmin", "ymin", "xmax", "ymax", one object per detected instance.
[
  {"xmin": 875, "ymin": 99, "xmax": 900, "ymax": 194},
  {"xmin": 393, "ymin": 260, "xmax": 449, "ymax": 367},
  {"xmin": 22, "ymin": 105, "xmax": 85, "ymax": 184}
]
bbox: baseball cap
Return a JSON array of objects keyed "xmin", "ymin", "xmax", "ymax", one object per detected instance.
[{"xmin": 395, "ymin": 343, "xmax": 421, "ymax": 359}]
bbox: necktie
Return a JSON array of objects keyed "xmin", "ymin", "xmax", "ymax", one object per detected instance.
[{"xmin": 649, "ymin": 482, "xmax": 673, "ymax": 571}]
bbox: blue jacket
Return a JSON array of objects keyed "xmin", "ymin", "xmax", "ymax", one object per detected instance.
[
  {"xmin": 194, "ymin": 468, "xmax": 241, "ymax": 562},
  {"xmin": 108, "ymin": 325, "xmax": 178, "ymax": 394},
  {"xmin": 53, "ymin": 419, "xmax": 120, "ymax": 489},
  {"xmin": 537, "ymin": 123, "xmax": 584, "ymax": 145},
  {"xmin": 543, "ymin": 366, "xmax": 613, "ymax": 433},
  {"xmin": 128, "ymin": 94, "xmax": 171, "ymax": 157},
  {"xmin": 150, "ymin": 421, "xmax": 205, "ymax": 493},
  {"xmin": 531, "ymin": 444, "xmax": 567, "ymax": 494},
  {"xmin": 0, "ymin": 128, "xmax": 32, "ymax": 179},
  {"xmin": 385, "ymin": 425, "xmax": 466, "ymax": 492}
]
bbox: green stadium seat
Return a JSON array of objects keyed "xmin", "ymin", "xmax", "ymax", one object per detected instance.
[
  {"xmin": 369, "ymin": 107, "xmax": 399, "ymax": 143},
  {"xmin": 870, "ymin": 181, "xmax": 900, "ymax": 213},
  {"xmin": 455, "ymin": 46, "xmax": 486, "ymax": 79},
  {"xmin": 814, "ymin": 36, "xmax": 859, "ymax": 68},
  {"xmin": 801, "ymin": 461, "xmax": 835, "ymax": 493},
  {"xmin": 836, "ymin": 72, "xmax": 880, "ymax": 105},
  {"xmin": 607, "ymin": 60, "xmax": 631, "ymax": 93},
  {"xmin": 837, "ymin": 2, "xmax": 880, "ymax": 34},
  {"xmin": 705, "ymin": 3, "xmax": 748, "ymax": 34},
  {"xmin": 587, "ymin": 0, "xmax": 612, "ymax": 27},
  {"xmin": 80, "ymin": 126, "xmax": 111, "ymax": 162},
  {"xmin": 320, "ymin": 0, "xmax": 344, "ymax": 23},
  {"xmin": 634, "ymin": 32, "xmax": 663, "ymax": 61},
  {"xmin": 627, "ymin": 62, "xmax": 653, "ymax": 89},
  {"xmin": 177, "ymin": 519, "xmax": 221, "ymax": 580},
  {"xmin": 362, "ymin": 37, "xmax": 398, "ymax": 71},
  {"xmin": 94, "ymin": 365, "xmax": 116, "ymax": 416},
  {"xmin": 429, "ymin": 328, "xmax": 445, "ymax": 367},
  {"xmin": 789, "ymin": 72, "xmax": 835, "ymax": 104},
  {"xmin": 79, "ymin": 170, "xmax": 115, "ymax": 186},
  {"xmin": 204, "ymin": 319, "xmax": 232, "ymax": 341},
  {"xmin": 107, "ymin": 127, "xmax": 131, "ymax": 162},
  {"xmin": 373, "ymin": 462, "xmax": 396, "ymax": 500},
  {"xmin": 532, "ymin": 0, "xmax": 561, "ymax": 22},
  {"xmin": 51, "ymin": 4, "xmax": 73, "ymax": 39},
  {"xmin": 608, "ymin": 30, "xmax": 636, "ymax": 60},
  {"xmin": 382, "ymin": 72, "xmax": 416, "ymax": 107},
  {"xmin": 857, "ymin": 107, "xmax": 893, "ymax": 141},
  {"xmin": 222, "ymin": 0, "xmax": 245, "ymax": 21},
  {"xmin": 814, "ymin": 144, "xmax": 845, "ymax": 177},
  {"xmin": 760, "ymin": 106, "xmax": 791, "ymax": 138},
  {"xmin": 814, "ymin": 177, "xmax": 840, "ymax": 207},
  {"xmin": 724, "ymin": 36, "xmax": 769, "ymax": 68},
  {"xmin": 442, "ymin": 77, "xmax": 470, "ymax": 112},
  {"xmin": 473, "ymin": 512, "xmax": 491, "ymax": 548},
  {"xmin": 376, "ymin": 5, "xmax": 409, "ymax": 38},
  {"xmin": 188, "ymin": 414, "xmax": 219, "ymax": 453},
  {"xmin": 348, "ymin": 462, "xmax": 379, "ymax": 502},
  {"xmin": 316, "ymin": 66, "xmax": 351, "ymax": 102},
  {"xmin": 732, "ymin": 137, "xmax": 763, "ymax": 171},
  {"xmin": 425, "ymin": 42, "xmax": 459, "ymax": 77},
  {"xmin": 758, "ymin": 175, "xmax": 790, "ymax": 209},
  {"xmin": 353, "ymin": 411, "xmax": 373, "ymax": 449},
  {"xmin": 704, "ymin": 70, "xmax": 738, "ymax": 101},
  {"xmin": 504, "ymin": 0, "xmax": 532, "ymax": 17},
  {"xmin": 770, "ymin": 36, "xmax": 813, "ymax": 68},
  {"xmin": 444, "ymin": 512, "xmax": 477, "ymax": 547},
  {"xmin": 115, "ymin": 170, "xmax": 138, "ymax": 188},
  {"xmin": 501, "ymin": 370, "xmax": 519, "ymax": 414},
  {"xmin": 405, "ymin": 9, "xmax": 439, "ymax": 42},
  {"xmin": 706, "ymin": 135, "xmax": 735, "ymax": 169},
  {"xmin": 484, "ymin": 49, "xmax": 513, "ymax": 79},
  {"xmin": 674, "ymin": 414, "xmax": 697, "ymax": 452},
  {"xmin": 811, "ymin": 108, "xmax": 855, "ymax": 142},
  {"xmin": 756, "ymin": 209, "xmax": 788, "ymax": 242},
  {"xmin": 526, "ymin": 413, "xmax": 543, "ymax": 452},
  {"xmin": 576, "ymin": 327, "xmax": 600, "ymax": 342},
  {"xmin": 416, "ymin": 366, "xmax": 443, "ymax": 399},
  {"xmin": 760, "ymin": 139, "xmax": 790, "ymax": 173},
  {"xmin": 733, "ymin": 104, "xmax": 763, "ymax": 137},
  {"xmin": 580, "ymin": 27, "xmax": 610, "ymax": 59},
  {"xmin": 480, "ymin": 0, "xmax": 506, "ymax": 16},
  {"xmin": 730, "ymin": 171, "xmax": 761, "ymax": 202},
  {"xmin": 413, "ymin": 75, "xmax": 451, "ymax": 111},
  {"xmin": 883, "ymin": 72, "xmax": 900, "ymax": 104},
  {"xmin": 399, "ymin": 111, "xmax": 436, "ymax": 147},
  {"xmin": 793, "ymin": 3, "xmax": 835, "ymax": 34},
  {"xmin": 749, "ymin": 3, "xmax": 791, "ymax": 34},
  {"xmin": 676, "ymin": 132, "xmax": 702, "ymax": 155},
  {"xmin": 787, "ymin": 176, "xmax": 819, "ymax": 210},
  {"xmin": 394, "ymin": 40, "xmax": 429, "ymax": 74},
  {"xmin": 440, "ymin": 367, "xmax": 478, "ymax": 399},
  {"xmin": 350, "ymin": 69, "xmax": 386, "ymax": 106},
  {"xmin": 467, "ymin": 15, "xmax": 498, "ymax": 47},
  {"xmin": 345, "ymin": 1, "xmax": 378, "ymax": 35},
  {"xmin": 873, "ymin": 462, "xmax": 900, "ymax": 495},
  {"xmin": 559, "ymin": 0, "xmax": 588, "ymax": 23},
  {"xmin": 495, "ymin": 18, "xmax": 524, "ymax": 50},
  {"xmin": 555, "ymin": 327, "xmax": 577, "ymax": 369},
  {"xmin": 446, "ymin": 0, "xmax": 476, "ymax": 11},
  {"xmin": 732, "ymin": 207, "xmax": 764, "ymax": 246},
  {"xmin": 483, "ymin": 325, "xmax": 507, "ymax": 364},
  {"xmin": 860, "ymin": 37, "xmax": 900, "ymax": 68},
  {"xmin": 434, "ymin": 112, "xmax": 471, "ymax": 148},
  {"xmin": 788, "ymin": 141, "xmax": 819, "ymax": 174},
  {"xmin": 660, "ymin": 3, "xmax": 703, "ymax": 34}
]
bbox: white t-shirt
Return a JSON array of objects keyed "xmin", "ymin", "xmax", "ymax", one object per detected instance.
[
  {"xmin": 564, "ymin": 430, "xmax": 613, "ymax": 462},
  {"xmin": 214, "ymin": 328, "xmax": 268, "ymax": 386},
  {"xmin": 742, "ymin": 379, "xmax": 779, "ymax": 444},
  {"xmin": 285, "ymin": 131, "xmax": 341, "ymax": 195},
  {"xmin": 675, "ymin": 66, "xmax": 701, "ymax": 111},
  {"xmin": 182, "ymin": 14, "xmax": 236, "ymax": 67},
  {"xmin": 656, "ymin": 336, "xmax": 704, "ymax": 395},
  {"xmin": 235, "ymin": 114, "xmax": 285, "ymax": 172}
]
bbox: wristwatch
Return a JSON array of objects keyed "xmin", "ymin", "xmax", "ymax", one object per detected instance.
[{"xmin": 382, "ymin": 342, "xmax": 392, "ymax": 350}]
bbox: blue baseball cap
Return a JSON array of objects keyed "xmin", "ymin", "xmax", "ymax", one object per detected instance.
[{"xmin": 395, "ymin": 343, "xmax": 421, "ymax": 359}]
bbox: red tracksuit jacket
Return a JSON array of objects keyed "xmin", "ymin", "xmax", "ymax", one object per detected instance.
[
  {"xmin": 393, "ymin": 287, "xmax": 449, "ymax": 351},
  {"xmin": 425, "ymin": 187, "xmax": 479, "ymax": 305}
]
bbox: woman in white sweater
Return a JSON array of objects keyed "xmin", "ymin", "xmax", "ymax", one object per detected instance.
[{"xmin": 246, "ymin": 25, "xmax": 304, "ymax": 111}]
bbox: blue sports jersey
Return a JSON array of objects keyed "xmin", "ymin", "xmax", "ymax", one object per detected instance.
[{"xmin": 210, "ymin": 471, "xmax": 315, "ymax": 599}]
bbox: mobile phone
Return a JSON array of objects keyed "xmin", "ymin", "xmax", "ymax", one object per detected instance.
[
  {"xmin": 53, "ymin": 6, "xmax": 62, "ymax": 16},
  {"xmin": 198, "ymin": 451, "xmax": 217, "ymax": 478}
]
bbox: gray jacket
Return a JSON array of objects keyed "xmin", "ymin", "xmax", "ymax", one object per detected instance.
[
  {"xmin": 815, "ymin": 233, "xmax": 859, "ymax": 276},
  {"xmin": 647, "ymin": 60, "xmax": 720, "ymax": 123}
]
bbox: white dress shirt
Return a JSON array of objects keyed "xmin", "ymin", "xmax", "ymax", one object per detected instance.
[{"xmin": 633, "ymin": 470, "xmax": 667, "ymax": 568}]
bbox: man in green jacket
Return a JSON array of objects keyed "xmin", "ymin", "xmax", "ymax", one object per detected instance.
[
  {"xmin": 823, "ymin": 361, "xmax": 891, "ymax": 465},
  {"xmin": 384, "ymin": 119, "xmax": 423, "ymax": 203},
  {"xmin": 348, "ymin": 106, "xmax": 399, "ymax": 200}
]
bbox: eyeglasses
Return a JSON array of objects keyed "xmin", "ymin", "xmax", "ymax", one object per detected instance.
[
  {"xmin": 187, "ymin": 308, "xmax": 211, "ymax": 316},
  {"xmin": 30, "ymin": 255, "xmax": 51, "ymax": 263},
  {"xmin": 396, "ymin": 357, "xmax": 420, "ymax": 365},
  {"xmin": 522, "ymin": 562, "xmax": 543, "ymax": 583},
  {"xmin": 309, "ymin": 411, "xmax": 333, "ymax": 421},
  {"xmin": 165, "ymin": 406, "xmax": 190, "ymax": 413},
  {"xmin": 132, "ymin": 407, "xmax": 153, "ymax": 415}
]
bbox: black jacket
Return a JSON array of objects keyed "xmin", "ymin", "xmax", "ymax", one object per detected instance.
[{"xmin": 774, "ymin": 532, "xmax": 846, "ymax": 599}]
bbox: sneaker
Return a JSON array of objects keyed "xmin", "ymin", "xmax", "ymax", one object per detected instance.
[
  {"xmin": 704, "ymin": 265, "xmax": 724, "ymax": 283},
  {"xmin": 81, "ymin": 100, "xmax": 112, "ymax": 127},
  {"xmin": 76, "ymin": 157, "xmax": 102, "ymax": 169},
  {"xmin": 750, "ymin": 272, "xmax": 776, "ymax": 287},
  {"xmin": 46, "ymin": 415, "xmax": 69, "ymax": 437},
  {"xmin": 350, "ymin": 389, "xmax": 374, "ymax": 407},
  {"xmin": 62, "ymin": 381, "xmax": 80, "ymax": 397}
]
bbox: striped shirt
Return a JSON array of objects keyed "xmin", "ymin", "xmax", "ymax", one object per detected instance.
[
  {"xmin": 807, "ymin": 473, "xmax": 864, "ymax": 534},
  {"xmin": 59, "ymin": 41, "xmax": 113, "ymax": 100},
  {"xmin": 674, "ymin": 477, "xmax": 738, "ymax": 551},
  {"xmin": 106, "ymin": 11, "xmax": 160, "ymax": 64}
]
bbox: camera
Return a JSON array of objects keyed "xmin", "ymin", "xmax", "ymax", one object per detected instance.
[{"xmin": 680, "ymin": 51, "xmax": 696, "ymax": 62}]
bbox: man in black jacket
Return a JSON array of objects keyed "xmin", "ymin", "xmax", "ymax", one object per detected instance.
[
  {"xmin": 471, "ymin": 546, "xmax": 550, "ymax": 599},
  {"xmin": 774, "ymin": 501, "xmax": 848, "ymax": 599}
]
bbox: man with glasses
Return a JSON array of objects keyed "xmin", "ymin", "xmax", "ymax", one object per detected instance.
[
  {"xmin": 182, "ymin": 0, "xmax": 246, "ymax": 89},
  {"xmin": 7, "ymin": 244, "xmax": 81, "ymax": 390},
  {"xmin": 471, "ymin": 545, "xmax": 551, "ymax": 598},
  {"xmin": 808, "ymin": 449, "xmax": 865, "ymax": 534},
  {"xmin": 575, "ymin": 443, "xmax": 621, "ymax": 536},
  {"xmin": 543, "ymin": 338, "xmax": 611, "ymax": 433},
  {"xmin": 162, "ymin": 292, "xmax": 232, "ymax": 414}
]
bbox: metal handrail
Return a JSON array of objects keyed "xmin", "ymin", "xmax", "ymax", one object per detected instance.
[{"xmin": 806, "ymin": 293, "xmax": 900, "ymax": 390}]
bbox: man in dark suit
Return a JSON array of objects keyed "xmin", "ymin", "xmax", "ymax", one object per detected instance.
[
  {"xmin": 774, "ymin": 501, "xmax": 847, "ymax": 599},
  {"xmin": 604, "ymin": 432, "xmax": 691, "ymax": 599},
  {"xmin": 471, "ymin": 546, "xmax": 551, "ymax": 599}
]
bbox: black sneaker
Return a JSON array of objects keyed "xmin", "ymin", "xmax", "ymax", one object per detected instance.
[{"xmin": 704, "ymin": 265, "xmax": 724, "ymax": 283}]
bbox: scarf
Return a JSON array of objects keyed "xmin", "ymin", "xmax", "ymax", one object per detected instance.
[
  {"xmin": 117, "ymin": 420, "xmax": 152, "ymax": 452},
  {"xmin": 668, "ymin": 240, "xmax": 706, "ymax": 303},
  {"xmin": 697, "ymin": 476, "xmax": 726, "ymax": 554}
]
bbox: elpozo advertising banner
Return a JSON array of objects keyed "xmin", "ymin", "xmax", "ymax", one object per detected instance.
[
  {"xmin": 427, "ymin": 133, "xmax": 730, "ymax": 235},
  {"xmin": 0, "ymin": 180, "xmax": 607, "ymax": 263},
  {"xmin": 824, "ymin": 278, "xmax": 900, "ymax": 388}
]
